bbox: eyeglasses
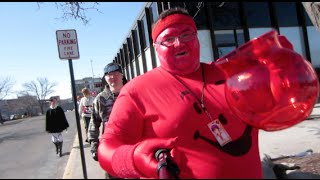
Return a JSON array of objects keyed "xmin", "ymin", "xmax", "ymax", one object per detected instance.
[{"xmin": 155, "ymin": 31, "xmax": 197, "ymax": 46}]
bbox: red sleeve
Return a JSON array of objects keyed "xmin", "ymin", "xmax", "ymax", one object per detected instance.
[{"xmin": 97, "ymin": 86, "xmax": 145, "ymax": 177}]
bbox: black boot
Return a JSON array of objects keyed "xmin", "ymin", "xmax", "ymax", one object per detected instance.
[
  {"xmin": 91, "ymin": 142, "xmax": 99, "ymax": 161},
  {"xmin": 58, "ymin": 141, "xmax": 63, "ymax": 157},
  {"xmin": 53, "ymin": 142, "xmax": 59, "ymax": 155}
]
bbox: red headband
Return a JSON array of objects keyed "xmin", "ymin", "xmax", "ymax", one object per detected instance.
[{"xmin": 152, "ymin": 13, "xmax": 197, "ymax": 43}]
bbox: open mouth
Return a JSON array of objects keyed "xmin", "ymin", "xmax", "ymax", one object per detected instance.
[{"xmin": 175, "ymin": 51, "xmax": 188, "ymax": 58}]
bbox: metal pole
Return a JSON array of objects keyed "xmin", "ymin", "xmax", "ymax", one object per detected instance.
[
  {"xmin": 68, "ymin": 59, "xmax": 88, "ymax": 179},
  {"xmin": 90, "ymin": 60, "xmax": 94, "ymax": 90}
]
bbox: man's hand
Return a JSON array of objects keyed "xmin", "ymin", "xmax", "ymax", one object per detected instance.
[{"xmin": 132, "ymin": 137, "xmax": 179, "ymax": 178}]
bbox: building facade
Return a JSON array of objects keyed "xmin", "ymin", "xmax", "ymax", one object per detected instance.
[
  {"xmin": 75, "ymin": 77, "xmax": 103, "ymax": 97},
  {"xmin": 0, "ymin": 95, "xmax": 77, "ymax": 118},
  {"xmin": 111, "ymin": 2, "xmax": 320, "ymax": 81}
]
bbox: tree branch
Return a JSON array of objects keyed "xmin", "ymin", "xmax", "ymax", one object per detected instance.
[{"xmin": 37, "ymin": 2, "xmax": 101, "ymax": 25}]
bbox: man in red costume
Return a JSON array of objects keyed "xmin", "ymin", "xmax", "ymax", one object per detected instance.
[{"xmin": 97, "ymin": 7, "xmax": 318, "ymax": 178}]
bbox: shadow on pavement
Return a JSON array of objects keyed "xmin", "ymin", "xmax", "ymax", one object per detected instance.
[
  {"xmin": 0, "ymin": 120, "xmax": 22, "ymax": 126},
  {"xmin": 287, "ymin": 171, "xmax": 320, "ymax": 179},
  {"xmin": 73, "ymin": 143, "xmax": 91, "ymax": 149},
  {"xmin": 61, "ymin": 152, "xmax": 71, "ymax": 157},
  {"xmin": 306, "ymin": 115, "xmax": 320, "ymax": 120}
]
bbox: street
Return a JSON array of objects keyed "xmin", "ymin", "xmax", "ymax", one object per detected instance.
[{"xmin": 0, "ymin": 111, "xmax": 78, "ymax": 179}]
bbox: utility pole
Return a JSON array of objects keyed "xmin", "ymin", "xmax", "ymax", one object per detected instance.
[{"xmin": 90, "ymin": 60, "xmax": 95, "ymax": 91}]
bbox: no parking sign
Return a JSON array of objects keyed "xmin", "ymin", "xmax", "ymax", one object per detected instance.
[{"xmin": 56, "ymin": 29, "xmax": 80, "ymax": 60}]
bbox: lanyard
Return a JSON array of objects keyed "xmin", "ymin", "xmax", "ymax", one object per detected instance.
[
  {"xmin": 165, "ymin": 64, "xmax": 215, "ymax": 122},
  {"xmin": 165, "ymin": 64, "xmax": 232, "ymax": 146}
]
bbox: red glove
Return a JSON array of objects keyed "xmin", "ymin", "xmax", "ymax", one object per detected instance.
[
  {"xmin": 111, "ymin": 137, "xmax": 179, "ymax": 178},
  {"xmin": 214, "ymin": 29, "xmax": 319, "ymax": 131}
]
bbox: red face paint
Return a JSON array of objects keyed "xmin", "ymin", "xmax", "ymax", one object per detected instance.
[{"xmin": 154, "ymin": 24, "xmax": 200, "ymax": 75}]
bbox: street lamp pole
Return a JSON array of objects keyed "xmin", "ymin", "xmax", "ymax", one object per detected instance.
[{"xmin": 90, "ymin": 60, "xmax": 95, "ymax": 91}]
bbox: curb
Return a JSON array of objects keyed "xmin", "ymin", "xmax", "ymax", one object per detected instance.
[
  {"xmin": 62, "ymin": 133, "xmax": 79, "ymax": 179},
  {"xmin": 61, "ymin": 119, "xmax": 106, "ymax": 179}
]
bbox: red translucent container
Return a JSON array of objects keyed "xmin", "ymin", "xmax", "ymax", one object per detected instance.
[{"xmin": 214, "ymin": 29, "xmax": 319, "ymax": 131}]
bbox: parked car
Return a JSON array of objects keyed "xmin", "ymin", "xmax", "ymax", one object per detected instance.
[
  {"xmin": 2, "ymin": 114, "xmax": 9, "ymax": 121},
  {"xmin": 0, "ymin": 114, "xmax": 9, "ymax": 124},
  {"xmin": 10, "ymin": 114, "xmax": 21, "ymax": 120}
]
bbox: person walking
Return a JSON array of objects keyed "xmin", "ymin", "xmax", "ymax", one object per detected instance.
[
  {"xmin": 0, "ymin": 112, "xmax": 4, "ymax": 125},
  {"xmin": 88, "ymin": 62, "xmax": 126, "ymax": 160},
  {"xmin": 77, "ymin": 95, "xmax": 82, "ymax": 106},
  {"xmin": 88, "ymin": 62, "xmax": 126, "ymax": 178},
  {"xmin": 79, "ymin": 87, "xmax": 94, "ymax": 143},
  {"xmin": 45, "ymin": 97, "xmax": 69, "ymax": 157}
]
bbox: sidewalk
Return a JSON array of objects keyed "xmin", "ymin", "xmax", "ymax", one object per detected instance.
[
  {"xmin": 62, "ymin": 120, "xmax": 106, "ymax": 179},
  {"xmin": 258, "ymin": 103, "xmax": 320, "ymax": 159},
  {"xmin": 63, "ymin": 103, "xmax": 320, "ymax": 179}
]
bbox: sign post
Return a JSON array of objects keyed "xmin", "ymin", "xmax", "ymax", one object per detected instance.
[{"xmin": 56, "ymin": 29, "xmax": 87, "ymax": 179}]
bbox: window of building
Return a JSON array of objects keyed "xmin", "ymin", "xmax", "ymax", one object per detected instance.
[
  {"xmin": 127, "ymin": 37, "xmax": 134, "ymax": 61},
  {"xmin": 210, "ymin": 2, "xmax": 241, "ymax": 30},
  {"xmin": 215, "ymin": 31, "xmax": 235, "ymax": 46},
  {"xmin": 169, "ymin": 2, "xmax": 185, "ymax": 9},
  {"xmin": 169, "ymin": 2, "xmax": 208, "ymax": 29},
  {"xmin": 244, "ymin": 2, "xmax": 271, "ymax": 27},
  {"xmin": 142, "ymin": 15, "xmax": 150, "ymax": 49},
  {"xmin": 307, "ymin": 27, "xmax": 320, "ymax": 67},
  {"xmin": 120, "ymin": 48, "xmax": 126, "ymax": 68},
  {"xmin": 133, "ymin": 28, "xmax": 141, "ymax": 56},
  {"xmin": 132, "ymin": 59, "xmax": 137, "ymax": 78},
  {"xmin": 123, "ymin": 44, "xmax": 129, "ymax": 66},
  {"xmin": 304, "ymin": 8, "xmax": 313, "ymax": 26},
  {"xmin": 95, "ymin": 83, "xmax": 102, "ymax": 88},
  {"xmin": 279, "ymin": 27, "xmax": 306, "ymax": 57},
  {"xmin": 150, "ymin": 2, "xmax": 159, "ymax": 23},
  {"xmin": 218, "ymin": 46, "xmax": 236, "ymax": 57},
  {"xmin": 117, "ymin": 53, "xmax": 122, "ymax": 68},
  {"xmin": 127, "ymin": 63, "xmax": 131, "ymax": 80},
  {"xmin": 197, "ymin": 30, "xmax": 214, "ymax": 63},
  {"xmin": 215, "ymin": 29, "xmax": 245, "ymax": 58},
  {"xmin": 162, "ymin": 2, "xmax": 169, "ymax": 11},
  {"xmin": 274, "ymin": 2, "xmax": 298, "ymax": 27}
]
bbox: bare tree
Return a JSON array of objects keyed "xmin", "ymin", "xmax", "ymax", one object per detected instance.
[
  {"xmin": 37, "ymin": 2, "xmax": 101, "ymax": 25},
  {"xmin": 302, "ymin": 2, "xmax": 320, "ymax": 33},
  {"xmin": 20, "ymin": 78, "xmax": 57, "ymax": 114},
  {"xmin": 16, "ymin": 95, "xmax": 39, "ymax": 117},
  {"xmin": 0, "ymin": 76, "xmax": 15, "ymax": 100}
]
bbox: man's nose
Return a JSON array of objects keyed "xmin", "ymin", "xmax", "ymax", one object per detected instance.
[{"xmin": 173, "ymin": 37, "xmax": 182, "ymax": 47}]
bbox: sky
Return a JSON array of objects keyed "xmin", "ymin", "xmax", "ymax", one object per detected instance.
[{"xmin": 0, "ymin": 2, "xmax": 145, "ymax": 100}]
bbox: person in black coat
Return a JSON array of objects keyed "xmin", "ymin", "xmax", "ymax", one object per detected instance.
[{"xmin": 45, "ymin": 97, "xmax": 69, "ymax": 157}]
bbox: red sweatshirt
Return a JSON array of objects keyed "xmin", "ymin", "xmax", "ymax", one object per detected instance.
[{"xmin": 98, "ymin": 63, "xmax": 262, "ymax": 178}]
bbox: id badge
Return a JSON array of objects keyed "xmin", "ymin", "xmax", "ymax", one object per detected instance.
[{"xmin": 207, "ymin": 119, "xmax": 232, "ymax": 146}]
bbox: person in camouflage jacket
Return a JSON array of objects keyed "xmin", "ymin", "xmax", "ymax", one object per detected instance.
[{"xmin": 88, "ymin": 62, "xmax": 127, "ymax": 162}]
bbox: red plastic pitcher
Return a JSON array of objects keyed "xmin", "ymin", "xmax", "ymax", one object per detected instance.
[{"xmin": 214, "ymin": 29, "xmax": 319, "ymax": 131}]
